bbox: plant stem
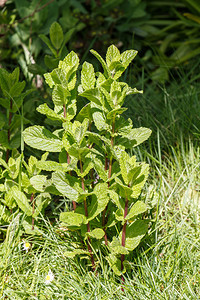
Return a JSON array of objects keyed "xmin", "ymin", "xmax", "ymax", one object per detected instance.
[
  {"xmin": 65, "ymin": 138, "xmax": 76, "ymax": 210},
  {"xmin": 63, "ymin": 104, "xmax": 66, "ymax": 118},
  {"xmin": 16, "ymin": 0, "xmax": 55, "ymax": 24},
  {"xmin": 102, "ymin": 117, "xmax": 116, "ymax": 244},
  {"xmin": 6, "ymin": 99, "xmax": 12, "ymax": 163},
  {"xmin": 64, "ymin": 101, "xmax": 76, "ymax": 209},
  {"xmin": 121, "ymin": 196, "xmax": 129, "ymax": 289},
  {"xmin": 90, "ymin": 168, "xmax": 94, "ymax": 189},
  {"xmin": 80, "ymin": 158, "xmax": 95, "ymax": 270}
]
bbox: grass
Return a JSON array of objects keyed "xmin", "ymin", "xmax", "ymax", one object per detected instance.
[
  {"xmin": 1, "ymin": 139, "xmax": 199, "ymax": 299},
  {"xmin": 1, "ymin": 63, "xmax": 200, "ymax": 299}
]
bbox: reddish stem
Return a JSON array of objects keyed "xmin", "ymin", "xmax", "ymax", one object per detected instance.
[
  {"xmin": 67, "ymin": 152, "xmax": 70, "ymax": 164},
  {"xmin": 105, "ymin": 154, "xmax": 108, "ymax": 171}
]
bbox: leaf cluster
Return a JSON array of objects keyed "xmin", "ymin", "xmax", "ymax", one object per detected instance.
[
  {"xmin": 23, "ymin": 44, "xmax": 154, "ymax": 275},
  {"xmin": 0, "ymin": 151, "xmax": 52, "ymax": 236}
]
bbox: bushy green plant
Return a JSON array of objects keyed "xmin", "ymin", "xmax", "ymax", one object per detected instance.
[
  {"xmin": 0, "ymin": 67, "xmax": 33, "ymax": 161},
  {"xmin": 23, "ymin": 45, "xmax": 153, "ymax": 278},
  {"xmin": 0, "ymin": 151, "xmax": 52, "ymax": 240}
]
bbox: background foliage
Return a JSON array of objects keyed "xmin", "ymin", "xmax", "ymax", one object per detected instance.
[{"xmin": 1, "ymin": 0, "xmax": 200, "ymax": 82}]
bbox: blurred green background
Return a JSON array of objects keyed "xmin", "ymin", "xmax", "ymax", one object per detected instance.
[{"xmin": 1, "ymin": 0, "xmax": 200, "ymax": 81}]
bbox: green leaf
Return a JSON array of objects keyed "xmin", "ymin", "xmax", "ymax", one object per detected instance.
[
  {"xmin": 0, "ymin": 157, "xmax": 8, "ymax": 169},
  {"xmin": 50, "ymin": 22, "xmax": 64, "ymax": 50},
  {"xmin": 0, "ymin": 68, "xmax": 10, "ymax": 96},
  {"xmin": 44, "ymin": 72, "xmax": 55, "ymax": 88},
  {"xmin": 125, "ymin": 201, "xmax": 147, "ymax": 220},
  {"xmin": 0, "ymin": 204, "xmax": 11, "ymax": 223},
  {"xmin": 7, "ymin": 155, "xmax": 21, "ymax": 179},
  {"xmin": 110, "ymin": 237, "xmax": 129, "ymax": 255},
  {"xmin": 36, "ymin": 161, "xmax": 71, "ymax": 172},
  {"xmin": 106, "ymin": 45, "xmax": 121, "ymax": 67},
  {"xmin": 88, "ymin": 183, "xmax": 109, "ymax": 221},
  {"xmin": 50, "ymin": 68, "xmax": 67, "ymax": 87},
  {"xmin": 61, "ymin": 51, "xmax": 79, "ymax": 83},
  {"xmin": 109, "ymin": 61, "xmax": 125, "ymax": 80},
  {"xmin": 22, "ymin": 219, "xmax": 42, "ymax": 235},
  {"xmin": 64, "ymin": 249, "xmax": 89, "ymax": 258},
  {"xmin": 52, "ymin": 171, "xmax": 80, "ymax": 202},
  {"xmin": 96, "ymin": 72, "xmax": 106, "ymax": 86},
  {"xmin": 52, "ymin": 84, "xmax": 71, "ymax": 113},
  {"xmin": 118, "ymin": 127, "xmax": 152, "ymax": 148},
  {"xmin": 107, "ymin": 107, "xmax": 127, "ymax": 120},
  {"xmin": 119, "ymin": 151, "xmax": 130, "ymax": 185},
  {"xmin": 74, "ymin": 119, "xmax": 89, "ymax": 145},
  {"xmin": 33, "ymin": 193, "xmax": 51, "ymax": 218},
  {"xmin": 28, "ymin": 63, "xmax": 46, "ymax": 75},
  {"xmin": 10, "ymin": 67, "xmax": 19, "ymax": 83},
  {"xmin": 93, "ymin": 110, "xmax": 110, "ymax": 131},
  {"xmin": 81, "ymin": 62, "xmax": 96, "ymax": 90},
  {"xmin": 106, "ymin": 254, "xmax": 125, "ymax": 275},
  {"xmin": 79, "ymin": 158, "xmax": 94, "ymax": 178},
  {"xmin": 120, "ymin": 49, "xmax": 138, "ymax": 69},
  {"xmin": 4, "ymin": 186, "xmax": 17, "ymax": 209},
  {"xmin": 87, "ymin": 228, "xmax": 105, "ymax": 239},
  {"xmin": 0, "ymin": 131, "xmax": 9, "ymax": 148},
  {"xmin": 0, "ymin": 98, "xmax": 10, "ymax": 109},
  {"xmin": 27, "ymin": 155, "xmax": 38, "ymax": 175},
  {"xmin": 11, "ymin": 186, "xmax": 32, "ymax": 216},
  {"xmin": 44, "ymin": 55, "xmax": 59, "ymax": 69},
  {"xmin": 67, "ymin": 146, "xmax": 90, "ymax": 160},
  {"xmin": 115, "ymin": 177, "xmax": 133, "ymax": 198},
  {"xmin": 76, "ymin": 103, "xmax": 92, "ymax": 123},
  {"xmin": 23, "ymin": 126, "xmax": 63, "ymax": 152},
  {"xmin": 9, "ymin": 81, "xmax": 26, "ymax": 98},
  {"xmin": 119, "ymin": 152, "xmax": 137, "ymax": 186},
  {"xmin": 39, "ymin": 34, "xmax": 57, "ymax": 57},
  {"xmin": 60, "ymin": 211, "xmax": 87, "ymax": 226},
  {"xmin": 91, "ymin": 156, "xmax": 108, "ymax": 181},
  {"xmin": 100, "ymin": 86, "xmax": 113, "ymax": 109},
  {"xmin": 37, "ymin": 103, "xmax": 64, "ymax": 121},
  {"xmin": 58, "ymin": 28, "xmax": 75, "ymax": 56},
  {"xmin": 119, "ymin": 220, "xmax": 148, "ymax": 251},
  {"xmin": 114, "ymin": 208, "xmax": 124, "ymax": 222},
  {"xmin": 79, "ymin": 88, "xmax": 103, "ymax": 106},
  {"xmin": 30, "ymin": 175, "xmax": 47, "ymax": 192},
  {"xmin": 90, "ymin": 49, "xmax": 109, "ymax": 77},
  {"xmin": 108, "ymin": 189, "xmax": 123, "ymax": 211},
  {"xmin": 0, "ymin": 184, "xmax": 5, "ymax": 192},
  {"xmin": 130, "ymin": 163, "xmax": 149, "ymax": 198}
]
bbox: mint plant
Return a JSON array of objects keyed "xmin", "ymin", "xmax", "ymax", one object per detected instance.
[
  {"xmin": 0, "ymin": 152, "xmax": 52, "ymax": 237},
  {"xmin": 29, "ymin": 21, "xmax": 78, "ymax": 75},
  {"xmin": 23, "ymin": 45, "xmax": 153, "ymax": 277},
  {"xmin": 0, "ymin": 67, "xmax": 33, "ymax": 162}
]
